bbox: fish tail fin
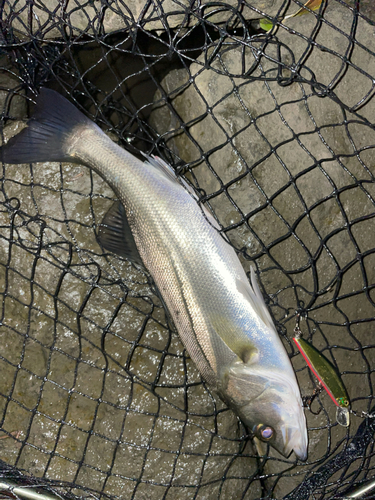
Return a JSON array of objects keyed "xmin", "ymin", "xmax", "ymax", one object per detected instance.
[{"xmin": 1, "ymin": 88, "xmax": 94, "ymax": 164}]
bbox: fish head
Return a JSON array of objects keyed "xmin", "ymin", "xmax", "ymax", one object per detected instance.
[{"xmin": 220, "ymin": 362, "xmax": 308, "ymax": 461}]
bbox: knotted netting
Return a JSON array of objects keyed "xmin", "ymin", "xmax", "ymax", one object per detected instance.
[{"xmin": 0, "ymin": 0, "xmax": 374, "ymax": 498}]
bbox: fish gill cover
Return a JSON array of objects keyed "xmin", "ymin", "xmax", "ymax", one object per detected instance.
[{"xmin": 0, "ymin": 0, "xmax": 374, "ymax": 499}]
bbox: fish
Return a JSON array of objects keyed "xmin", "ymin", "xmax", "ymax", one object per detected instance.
[{"xmin": 0, "ymin": 88, "xmax": 308, "ymax": 460}]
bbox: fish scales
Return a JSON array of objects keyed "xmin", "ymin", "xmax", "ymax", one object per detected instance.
[
  {"xmin": 0, "ymin": 89, "xmax": 308, "ymax": 460},
  {"xmin": 76, "ymin": 127, "xmax": 228, "ymax": 385},
  {"xmin": 76, "ymin": 129, "xmax": 248, "ymax": 363}
]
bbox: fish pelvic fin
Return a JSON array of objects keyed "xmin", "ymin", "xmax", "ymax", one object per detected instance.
[{"xmin": 1, "ymin": 88, "xmax": 95, "ymax": 164}]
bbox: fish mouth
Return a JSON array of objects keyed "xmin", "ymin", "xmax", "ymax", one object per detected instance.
[
  {"xmin": 284, "ymin": 440, "xmax": 308, "ymax": 461},
  {"xmin": 280, "ymin": 425, "xmax": 308, "ymax": 461}
]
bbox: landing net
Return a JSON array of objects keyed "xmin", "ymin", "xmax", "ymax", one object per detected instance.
[{"xmin": 0, "ymin": 0, "xmax": 374, "ymax": 498}]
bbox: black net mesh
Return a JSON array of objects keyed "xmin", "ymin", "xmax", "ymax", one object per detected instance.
[{"xmin": 0, "ymin": 0, "xmax": 374, "ymax": 498}]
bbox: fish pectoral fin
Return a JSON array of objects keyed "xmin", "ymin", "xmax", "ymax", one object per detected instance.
[
  {"xmin": 240, "ymin": 347, "xmax": 259, "ymax": 365},
  {"xmin": 236, "ymin": 267, "xmax": 276, "ymax": 332},
  {"xmin": 98, "ymin": 200, "xmax": 144, "ymax": 268}
]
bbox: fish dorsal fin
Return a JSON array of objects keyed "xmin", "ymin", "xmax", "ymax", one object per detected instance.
[
  {"xmin": 142, "ymin": 154, "xmax": 223, "ymax": 233},
  {"xmin": 179, "ymin": 176, "xmax": 223, "ymax": 232},
  {"xmin": 98, "ymin": 201, "xmax": 144, "ymax": 268},
  {"xmin": 236, "ymin": 267, "xmax": 275, "ymax": 332},
  {"xmin": 201, "ymin": 203, "xmax": 222, "ymax": 232},
  {"xmin": 143, "ymin": 154, "xmax": 177, "ymax": 183}
]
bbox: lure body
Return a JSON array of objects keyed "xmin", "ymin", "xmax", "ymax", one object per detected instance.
[{"xmin": 293, "ymin": 337, "xmax": 349, "ymax": 408}]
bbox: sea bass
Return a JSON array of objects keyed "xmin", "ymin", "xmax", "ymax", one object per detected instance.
[{"xmin": 1, "ymin": 89, "xmax": 308, "ymax": 460}]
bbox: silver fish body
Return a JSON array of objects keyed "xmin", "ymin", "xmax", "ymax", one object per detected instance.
[{"xmin": 1, "ymin": 89, "xmax": 308, "ymax": 460}]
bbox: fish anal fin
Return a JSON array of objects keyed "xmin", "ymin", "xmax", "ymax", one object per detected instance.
[{"xmin": 98, "ymin": 201, "xmax": 144, "ymax": 268}]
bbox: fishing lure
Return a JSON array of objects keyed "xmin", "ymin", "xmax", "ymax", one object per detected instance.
[{"xmin": 293, "ymin": 326, "xmax": 350, "ymax": 427}]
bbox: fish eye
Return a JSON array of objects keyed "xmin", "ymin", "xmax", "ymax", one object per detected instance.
[{"xmin": 254, "ymin": 424, "xmax": 274, "ymax": 441}]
